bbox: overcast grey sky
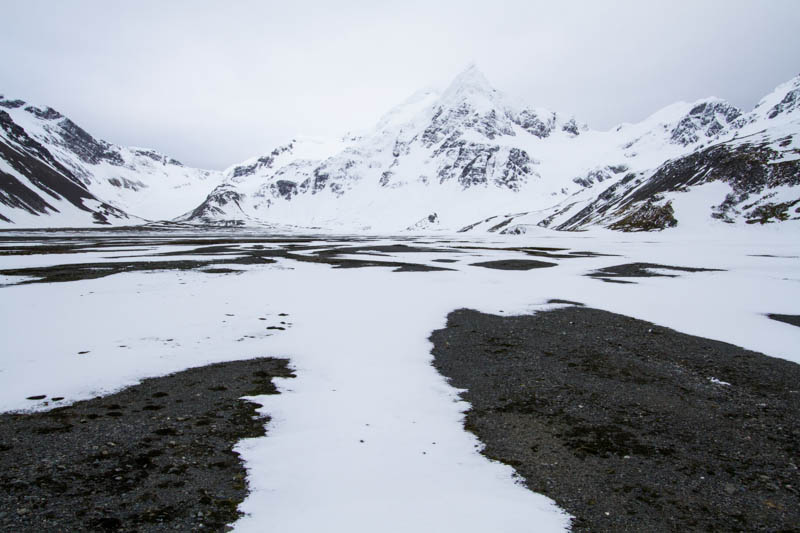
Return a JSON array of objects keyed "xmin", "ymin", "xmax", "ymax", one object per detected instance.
[{"xmin": 1, "ymin": 0, "xmax": 798, "ymax": 169}]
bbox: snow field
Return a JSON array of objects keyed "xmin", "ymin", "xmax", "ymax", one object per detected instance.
[{"xmin": 1, "ymin": 229, "xmax": 799, "ymax": 531}]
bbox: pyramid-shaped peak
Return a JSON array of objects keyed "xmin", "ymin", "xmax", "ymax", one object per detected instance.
[
  {"xmin": 441, "ymin": 63, "xmax": 498, "ymax": 104},
  {"xmin": 456, "ymin": 62, "xmax": 487, "ymax": 80}
]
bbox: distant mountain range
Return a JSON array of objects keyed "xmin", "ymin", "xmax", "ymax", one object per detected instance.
[{"xmin": 2, "ymin": 66, "xmax": 798, "ymax": 232}]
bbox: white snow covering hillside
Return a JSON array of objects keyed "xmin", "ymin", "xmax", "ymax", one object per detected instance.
[
  {"xmin": 3, "ymin": 68, "xmax": 798, "ymax": 232},
  {"xmin": 181, "ymin": 67, "xmax": 799, "ymax": 233},
  {"xmin": 0, "ymin": 97, "xmax": 222, "ymax": 225}
]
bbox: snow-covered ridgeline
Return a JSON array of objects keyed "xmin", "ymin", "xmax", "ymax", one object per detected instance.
[
  {"xmin": 0, "ymin": 97, "xmax": 222, "ymax": 225},
  {"xmin": 180, "ymin": 67, "xmax": 800, "ymax": 233},
  {"xmin": 2, "ymin": 68, "xmax": 799, "ymax": 231}
]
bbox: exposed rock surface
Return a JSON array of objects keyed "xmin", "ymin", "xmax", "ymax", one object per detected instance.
[
  {"xmin": 0, "ymin": 96, "xmax": 221, "ymax": 225},
  {"xmin": 0, "ymin": 111, "xmax": 132, "ymax": 225},
  {"xmin": 555, "ymin": 138, "xmax": 800, "ymax": 231}
]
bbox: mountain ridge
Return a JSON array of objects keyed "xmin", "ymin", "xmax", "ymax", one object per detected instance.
[
  {"xmin": 0, "ymin": 95, "xmax": 222, "ymax": 226},
  {"xmin": 1, "ymin": 68, "xmax": 798, "ymax": 232},
  {"xmin": 178, "ymin": 66, "xmax": 799, "ymax": 232}
]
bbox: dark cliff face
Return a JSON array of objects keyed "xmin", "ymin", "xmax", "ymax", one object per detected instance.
[
  {"xmin": 0, "ymin": 111, "xmax": 73, "ymax": 174},
  {"xmin": 56, "ymin": 118, "xmax": 125, "ymax": 166},
  {"xmin": 0, "ymin": 111, "xmax": 129, "ymax": 225},
  {"xmin": 1, "ymin": 100, "xmax": 126, "ymax": 168},
  {"xmin": 23, "ymin": 105, "xmax": 63, "ymax": 120},
  {"xmin": 0, "ymin": 98, "xmax": 25, "ymax": 110}
]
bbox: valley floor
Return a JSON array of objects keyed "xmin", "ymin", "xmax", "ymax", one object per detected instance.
[{"xmin": 0, "ymin": 227, "xmax": 798, "ymax": 531}]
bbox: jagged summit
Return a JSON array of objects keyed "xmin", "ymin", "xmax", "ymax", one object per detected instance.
[
  {"xmin": 172, "ymin": 71, "xmax": 799, "ymax": 232},
  {"xmin": 2, "ymin": 72, "xmax": 799, "ymax": 231}
]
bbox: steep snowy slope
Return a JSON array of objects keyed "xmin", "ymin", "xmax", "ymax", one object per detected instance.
[
  {"xmin": 182, "ymin": 65, "xmax": 791, "ymax": 233},
  {"xmin": 0, "ymin": 108, "xmax": 136, "ymax": 227},
  {"xmin": 4, "ymin": 68, "xmax": 797, "ymax": 232},
  {"xmin": 179, "ymin": 65, "xmax": 596, "ymax": 230},
  {"xmin": 0, "ymin": 96, "xmax": 222, "ymax": 226},
  {"xmin": 495, "ymin": 75, "xmax": 800, "ymax": 234}
]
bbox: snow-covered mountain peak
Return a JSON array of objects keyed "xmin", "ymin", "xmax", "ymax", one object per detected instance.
[
  {"xmin": 439, "ymin": 64, "xmax": 500, "ymax": 108},
  {"xmin": 176, "ymin": 67, "xmax": 609, "ymax": 229}
]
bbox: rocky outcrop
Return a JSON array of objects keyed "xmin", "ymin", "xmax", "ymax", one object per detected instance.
[
  {"xmin": 669, "ymin": 100, "xmax": 743, "ymax": 146},
  {"xmin": 178, "ymin": 185, "xmax": 246, "ymax": 225},
  {"xmin": 0, "ymin": 111, "xmax": 131, "ymax": 225},
  {"xmin": 555, "ymin": 137, "xmax": 800, "ymax": 230},
  {"xmin": 55, "ymin": 118, "xmax": 125, "ymax": 167},
  {"xmin": 572, "ymin": 165, "xmax": 628, "ymax": 188},
  {"xmin": 0, "ymin": 96, "xmax": 221, "ymax": 226},
  {"xmin": 406, "ymin": 212, "xmax": 440, "ymax": 231},
  {"xmin": 608, "ymin": 201, "xmax": 678, "ymax": 231}
]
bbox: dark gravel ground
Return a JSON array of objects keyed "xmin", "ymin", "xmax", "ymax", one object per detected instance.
[
  {"xmin": 0, "ymin": 238, "xmax": 455, "ymax": 284},
  {"xmin": 0, "ymin": 256, "xmax": 277, "ymax": 284},
  {"xmin": 454, "ymin": 245, "xmax": 616, "ymax": 260},
  {"xmin": 0, "ymin": 358, "xmax": 293, "ymax": 532},
  {"xmin": 431, "ymin": 306, "xmax": 800, "ymax": 533},
  {"xmin": 768, "ymin": 314, "xmax": 800, "ymax": 328},
  {"xmin": 587, "ymin": 262, "xmax": 723, "ymax": 283},
  {"xmin": 470, "ymin": 259, "xmax": 557, "ymax": 270}
]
